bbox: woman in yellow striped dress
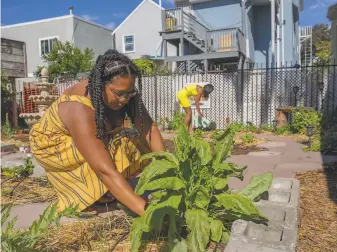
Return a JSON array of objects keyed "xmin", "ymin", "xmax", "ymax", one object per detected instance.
[{"xmin": 29, "ymin": 50, "xmax": 165, "ymax": 216}]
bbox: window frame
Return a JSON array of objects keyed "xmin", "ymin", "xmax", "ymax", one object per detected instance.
[
  {"xmin": 122, "ymin": 34, "xmax": 136, "ymax": 54},
  {"xmin": 38, "ymin": 36, "xmax": 59, "ymax": 57}
]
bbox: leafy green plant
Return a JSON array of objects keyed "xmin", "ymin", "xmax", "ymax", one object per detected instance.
[
  {"xmin": 274, "ymin": 125, "xmax": 292, "ymax": 135},
  {"xmin": 211, "ymin": 130, "xmax": 224, "ymax": 140},
  {"xmin": 230, "ymin": 123, "xmax": 244, "ymax": 133},
  {"xmin": 1, "ymin": 157, "xmax": 34, "ymax": 179},
  {"xmin": 133, "ymin": 59, "xmax": 156, "ymax": 74},
  {"xmin": 292, "ymin": 107, "xmax": 322, "ymax": 135},
  {"xmin": 168, "ymin": 112, "xmax": 185, "ymax": 130},
  {"xmin": 1, "ymin": 203, "xmax": 77, "ymax": 251},
  {"xmin": 2, "ymin": 113, "xmax": 12, "ymax": 139},
  {"xmin": 34, "ymin": 41, "xmax": 94, "ymax": 82},
  {"xmin": 242, "ymin": 134, "xmax": 254, "ymax": 144},
  {"xmin": 130, "ymin": 126, "xmax": 273, "ymax": 251},
  {"xmin": 193, "ymin": 128, "xmax": 203, "ymax": 139}
]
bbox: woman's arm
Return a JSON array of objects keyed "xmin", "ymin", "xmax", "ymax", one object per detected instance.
[
  {"xmin": 59, "ymin": 102, "xmax": 146, "ymax": 216},
  {"xmin": 132, "ymin": 94, "xmax": 165, "ymax": 152},
  {"xmin": 195, "ymin": 86, "xmax": 204, "ymax": 117}
]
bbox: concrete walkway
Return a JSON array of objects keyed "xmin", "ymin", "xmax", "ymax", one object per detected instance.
[
  {"xmin": 3, "ymin": 132, "xmax": 337, "ymax": 230},
  {"xmin": 228, "ymin": 133, "xmax": 337, "ymax": 190}
]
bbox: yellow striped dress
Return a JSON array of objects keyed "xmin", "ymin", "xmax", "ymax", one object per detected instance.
[{"xmin": 29, "ymin": 94, "xmax": 146, "ymax": 212}]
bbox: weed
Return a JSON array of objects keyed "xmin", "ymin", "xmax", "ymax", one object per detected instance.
[{"xmin": 242, "ymin": 134, "xmax": 255, "ymax": 144}]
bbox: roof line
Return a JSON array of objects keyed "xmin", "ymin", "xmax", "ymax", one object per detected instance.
[
  {"xmin": 73, "ymin": 15, "xmax": 114, "ymax": 31},
  {"xmin": 111, "ymin": 0, "xmax": 164, "ymax": 35},
  {"xmin": 1, "ymin": 14, "xmax": 113, "ymax": 32},
  {"xmin": 1, "ymin": 15, "xmax": 73, "ymax": 29}
]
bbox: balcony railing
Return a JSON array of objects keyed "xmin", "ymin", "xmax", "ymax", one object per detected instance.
[
  {"xmin": 206, "ymin": 28, "xmax": 246, "ymax": 54},
  {"xmin": 163, "ymin": 8, "xmax": 183, "ymax": 31},
  {"xmin": 162, "ymin": 8, "xmax": 246, "ymax": 55}
]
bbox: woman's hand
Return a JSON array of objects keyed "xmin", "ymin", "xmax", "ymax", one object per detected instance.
[{"xmin": 59, "ymin": 101, "xmax": 147, "ymax": 216}]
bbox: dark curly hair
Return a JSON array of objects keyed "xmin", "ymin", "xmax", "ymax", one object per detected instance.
[{"xmin": 85, "ymin": 49, "xmax": 143, "ymax": 140}]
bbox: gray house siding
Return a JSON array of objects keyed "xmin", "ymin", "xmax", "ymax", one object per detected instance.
[
  {"xmin": 73, "ymin": 18, "xmax": 112, "ymax": 58},
  {"xmin": 253, "ymin": 5, "xmax": 272, "ymax": 66},
  {"xmin": 114, "ymin": 0, "xmax": 163, "ymax": 59},
  {"xmin": 1, "ymin": 16, "xmax": 74, "ymax": 76},
  {"xmin": 192, "ymin": 0, "xmax": 242, "ymax": 30}
]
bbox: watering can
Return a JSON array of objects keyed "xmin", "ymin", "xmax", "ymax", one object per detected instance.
[{"xmin": 193, "ymin": 115, "xmax": 211, "ymax": 130}]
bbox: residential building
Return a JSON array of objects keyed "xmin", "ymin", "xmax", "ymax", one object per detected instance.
[
  {"xmin": 328, "ymin": 3, "xmax": 337, "ymax": 63},
  {"xmin": 1, "ymin": 8, "xmax": 113, "ymax": 77},
  {"xmin": 112, "ymin": 0, "xmax": 176, "ymax": 70},
  {"xmin": 160, "ymin": 0, "xmax": 304, "ymax": 71}
]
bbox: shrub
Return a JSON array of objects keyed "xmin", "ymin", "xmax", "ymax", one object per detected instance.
[
  {"xmin": 211, "ymin": 129, "xmax": 224, "ymax": 140},
  {"xmin": 274, "ymin": 125, "xmax": 292, "ymax": 135},
  {"xmin": 130, "ymin": 126, "xmax": 273, "ymax": 251},
  {"xmin": 292, "ymin": 107, "xmax": 322, "ymax": 135}
]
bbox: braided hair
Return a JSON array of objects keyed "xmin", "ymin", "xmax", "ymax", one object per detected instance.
[
  {"xmin": 203, "ymin": 84, "xmax": 214, "ymax": 99},
  {"xmin": 85, "ymin": 49, "xmax": 143, "ymax": 140}
]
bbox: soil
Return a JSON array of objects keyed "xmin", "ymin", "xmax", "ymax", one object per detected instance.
[
  {"xmin": 296, "ymin": 164, "xmax": 337, "ymax": 252},
  {"xmin": 1, "ymin": 176, "xmax": 57, "ymax": 205}
]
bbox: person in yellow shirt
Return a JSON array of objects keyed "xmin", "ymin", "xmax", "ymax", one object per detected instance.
[{"xmin": 177, "ymin": 82, "xmax": 214, "ymax": 133}]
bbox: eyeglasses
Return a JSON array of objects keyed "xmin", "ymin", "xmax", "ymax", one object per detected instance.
[{"xmin": 108, "ymin": 86, "xmax": 138, "ymax": 101}]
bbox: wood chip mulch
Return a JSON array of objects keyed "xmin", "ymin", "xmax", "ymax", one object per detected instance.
[{"xmin": 296, "ymin": 164, "xmax": 337, "ymax": 252}]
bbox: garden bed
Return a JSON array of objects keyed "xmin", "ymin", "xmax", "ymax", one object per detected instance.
[
  {"xmin": 296, "ymin": 164, "xmax": 337, "ymax": 252},
  {"xmin": 1, "ymin": 176, "xmax": 57, "ymax": 205},
  {"xmin": 164, "ymin": 139, "xmax": 267, "ymax": 156}
]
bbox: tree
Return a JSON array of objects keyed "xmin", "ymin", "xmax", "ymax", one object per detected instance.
[
  {"xmin": 34, "ymin": 41, "xmax": 94, "ymax": 81},
  {"xmin": 311, "ymin": 24, "xmax": 332, "ymax": 64},
  {"xmin": 315, "ymin": 41, "xmax": 331, "ymax": 65},
  {"xmin": 312, "ymin": 24, "xmax": 331, "ymax": 45},
  {"xmin": 133, "ymin": 59, "xmax": 156, "ymax": 74}
]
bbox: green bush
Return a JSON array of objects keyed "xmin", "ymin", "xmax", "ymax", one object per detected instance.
[
  {"xmin": 292, "ymin": 107, "xmax": 322, "ymax": 135},
  {"xmin": 211, "ymin": 129, "xmax": 224, "ymax": 140},
  {"xmin": 274, "ymin": 125, "xmax": 292, "ymax": 135},
  {"xmin": 133, "ymin": 59, "xmax": 156, "ymax": 74}
]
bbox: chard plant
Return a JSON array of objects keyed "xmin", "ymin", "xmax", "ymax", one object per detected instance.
[{"xmin": 130, "ymin": 125, "xmax": 273, "ymax": 252}]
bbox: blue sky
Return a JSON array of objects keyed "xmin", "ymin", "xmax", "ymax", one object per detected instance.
[{"xmin": 1, "ymin": 0, "xmax": 335, "ymax": 28}]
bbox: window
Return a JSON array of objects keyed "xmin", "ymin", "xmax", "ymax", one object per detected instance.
[
  {"xmin": 39, "ymin": 37, "xmax": 58, "ymax": 56},
  {"xmin": 123, "ymin": 35, "xmax": 135, "ymax": 53}
]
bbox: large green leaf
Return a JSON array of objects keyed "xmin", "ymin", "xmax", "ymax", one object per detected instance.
[
  {"xmin": 209, "ymin": 218, "xmax": 223, "ymax": 242},
  {"xmin": 130, "ymin": 218, "xmax": 147, "ymax": 252},
  {"xmin": 144, "ymin": 194, "xmax": 182, "ymax": 233},
  {"xmin": 215, "ymin": 194, "xmax": 261, "ymax": 217},
  {"xmin": 174, "ymin": 126, "xmax": 191, "ymax": 161},
  {"xmin": 140, "ymin": 152, "xmax": 179, "ymax": 167},
  {"xmin": 240, "ymin": 172, "xmax": 273, "ymax": 201},
  {"xmin": 185, "ymin": 209, "xmax": 211, "ymax": 252},
  {"xmin": 211, "ymin": 177, "xmax": 228, "ymax": 190},
  {"xmin": 221, "ymin": 226, "xmax": 231, "ymax": 244},
  {"xmin": 213, "ymin": 128, "xmax": 235, "ymax": 165},
  {"xmin": 137, "ymin": 177, "xmax": 185, "ymax": 195},
  {"xmin": 191, "ymin": 138, "xmax": 212, "ymax": 165},
  {"xmin": 166, "ymin": 239, "xmax": 188, "ymax": 252},
  {"xmin": 135, "ymin": 159, "xmax": 177, "ymax": 195},
  {"xmin": 186, "ymin": 186, "xmax": 211, "ymax": 209}
]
